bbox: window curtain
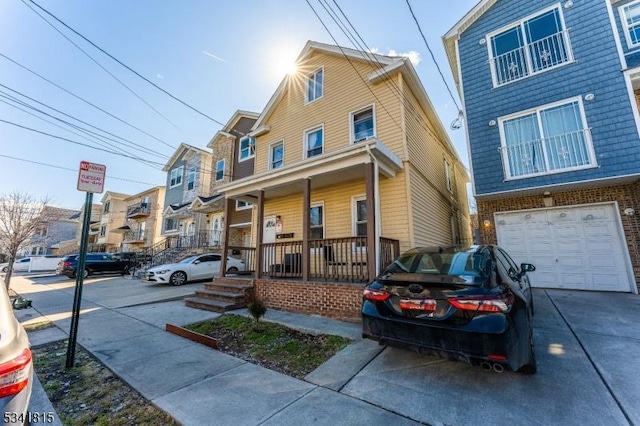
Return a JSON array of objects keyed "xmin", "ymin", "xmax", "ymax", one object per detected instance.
[
  {"xmin": 503, "ymin": 113, "xmax": 543, "ymax": 177},
  {"xmin": 539, "ymin": 101, "xmax": 588, "ymax": 170}
]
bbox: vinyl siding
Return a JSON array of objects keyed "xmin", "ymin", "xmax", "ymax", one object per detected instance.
[{"xmin": 254, "ymin": 51, "xmax": 404, "ymax": 174}]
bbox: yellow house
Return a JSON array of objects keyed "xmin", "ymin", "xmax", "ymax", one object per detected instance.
[{"xmin": 216, "ymin": 41, "xmax": 470, "ymax": 319}]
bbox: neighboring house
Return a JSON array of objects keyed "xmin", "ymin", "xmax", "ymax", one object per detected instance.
[
  {"xmin": 443, "ymin": 0, "xmax": 640, "ymax": 293},
  {"xmin": 96, "ymin": 191, "xmax": 130, "ymax": 252},
  {"xmin": 55, "ymin": 203, "xmax": 103, "ymax": 255},
  {"xmin": 112, "ymin": 186, "xmax": 166, "ymax": 252},
  {"xmin": 216, "ymin": 40, "xmax": 471, "ymax": 319},
  {"xmin": 189, "ymin": 110, "xmax": 259, "ymax": 250},
  {"xmin": 20, "ymin": 206, "xmax": 80, "ymax": 256},
  {"xmin": 161, "ymin": 143, "xmax": 213, "ymax": 245}
]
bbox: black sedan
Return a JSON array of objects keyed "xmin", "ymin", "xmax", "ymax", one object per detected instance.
[{"xmin": 362, "ymin": 245, "xmax": 537, "ymax": 374}]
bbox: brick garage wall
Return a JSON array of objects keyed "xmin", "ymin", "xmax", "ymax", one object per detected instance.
[
  {"xmin": 254, "ymin": 279, "xmax": 363, "ymax": 323},
  {"xmin": 477, "ymin": 182, "xmax": 640, "ymax": 292}
]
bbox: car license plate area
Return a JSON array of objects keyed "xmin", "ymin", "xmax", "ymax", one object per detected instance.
[{"xmin": 399, "ymin": 299, "xmax": 436, "ymax": 318}]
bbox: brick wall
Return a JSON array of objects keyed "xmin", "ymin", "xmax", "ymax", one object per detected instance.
[
  {"xmin": 254, "ymin": 279, "xmax": 363, "ymax": 323},
  {"xmin": 477, "ymin": 182, "xmax": 640, "ymax": 291}
]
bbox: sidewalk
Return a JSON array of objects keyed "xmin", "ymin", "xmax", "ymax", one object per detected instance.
[{"xmin": 10, "ymin": 275, "xmax": 418, "ymax": 426}]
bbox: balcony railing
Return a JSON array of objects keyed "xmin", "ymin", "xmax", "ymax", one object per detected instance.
[
  {"xmin": 165, "ymin": 230, "xmax": 224, "ymax": 249},
  {"xmin": 127, "ymin": 202, "xmax": 150, "ymax": 218},
  {"xmin": 123, "ymin": 229, "xmax": 148, "ymax": 243},
  {"xmin": 492, "ymin": 30, "xmax": 571, "ymax": 86},
  {"xmin": 501, "ymin": 128, "xmax": 593, "ymax": 179}
]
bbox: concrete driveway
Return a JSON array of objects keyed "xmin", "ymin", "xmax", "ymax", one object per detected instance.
[{"xmin": 338, "ymin": 289, "xmax": 639, "ymax": 425}]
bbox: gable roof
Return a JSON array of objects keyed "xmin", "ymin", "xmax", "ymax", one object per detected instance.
[
  {"xmin": 251, "ymin": 40, "xmax": 400, "ymax": 131},
  {"xmin": 443, "ymin": 0, "xmax": 498, "ymax": 90},
  {"xmin": 162, "ymin": 143, "xmax": 210, "ymax": 172},
  {"xmin": 207, "ymin": 110, "xmax": 259, "ymax": 148},
  {"xmin": 99, "ymin": 191, "xmax": 130, "ymax": 204}
]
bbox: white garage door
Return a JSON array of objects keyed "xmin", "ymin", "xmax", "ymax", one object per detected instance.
[{"xmin": 495, "ymin": 203, "xmax": 633, "ymax": 292}]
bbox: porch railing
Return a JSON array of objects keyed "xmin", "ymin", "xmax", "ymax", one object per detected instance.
[
  {"xmin": 249, "ymin": 236, "xmax": 400, "ymax": 283},
  {"xmin": 123, "ymin": 229, "xmax": 148, "ymax": 243},
  {"xmin": 227, "ymin": 246, "xmax": 256, "ymax": 275}
]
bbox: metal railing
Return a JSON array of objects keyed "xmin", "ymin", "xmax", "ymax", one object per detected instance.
[
  {"xmin": 262, "ymin": 241, "xmax": 304, "ymax": 279},
  {"xmin": 501, "ymin": 128, "xmax": 592, "ymax": 178},
  {"xmin": 227, "ymin": 246, "xmax": 256, "ymax": 275},
  {"xmin": 127, "ymin": 202, "xmax": 150, "ymax": 217},
  {"xmin": 123, "ymin": 229, "xmax": 148, "ymax": 243},
  {"xmin": 492, "ymin": 30, "xmax": 571, "ymax": 86}
]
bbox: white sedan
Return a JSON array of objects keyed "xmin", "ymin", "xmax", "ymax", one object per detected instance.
[{"xmin": 143, "ymin": 253, "xmax": 245, "ymax": 286}]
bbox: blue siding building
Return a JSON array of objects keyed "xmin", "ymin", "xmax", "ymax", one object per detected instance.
[{"xmin": 444, "ymin": 0, "xmax": 640, "ymax": 293}]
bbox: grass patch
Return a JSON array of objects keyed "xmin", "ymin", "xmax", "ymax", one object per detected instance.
[
  {"xmin": 23, "ymin": 320, "xmax": 54, "ymax": 332},
  {"xmin": 32, "ymin": 340, "xmax": 178, "ymax": 426},
  {"xmin": 184, "ymin": 314, "xmax": 351, "ymax": 379}
]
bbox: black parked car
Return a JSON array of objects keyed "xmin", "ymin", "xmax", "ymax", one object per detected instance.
[
  {"xmin": 56, "ymin": 253, "xmax": 131, "ymax": 279},
  {"xmin": 362, "ymin": 245, "xmax": 537, "ymax": 374}
]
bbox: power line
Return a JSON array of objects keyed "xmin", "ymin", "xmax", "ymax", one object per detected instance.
[
  {"xmin": 27, "ymin": 0, "xmax": 235, "ymax": 133},
  {"xmin": 405, "ymin": 0, "xmax": 461, "ymax": 112},
  {"xmin": 0, "ymin": 51, "xmax": 175, "ymax": 149},
  {"xmin": 0, "ymin": 84, "xmax": 170, "ymax": 160},
  {"xmin": 0, "ymin": 154, "xmax": 160, "ymax": 186},
  {"xmin": 0, "ymin": 117, "xmax": 166, "ymax": 166},
  {"xmin": 20, "ymin": 0, "xmax": 181, "ymax": 131}
]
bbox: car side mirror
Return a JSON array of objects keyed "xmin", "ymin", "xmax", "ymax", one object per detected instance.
[
  {"xmin": 193, "ymin": 260, "xmax": 201, "ymax": 264},
  {"xmin": 521, "ymin": 263, "xmax": 536, "ymax": 273}
]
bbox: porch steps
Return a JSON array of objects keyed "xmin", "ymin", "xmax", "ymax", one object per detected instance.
[{"xmin": 185, "ymin": 276, "xmax": 254, "ymax": 313}]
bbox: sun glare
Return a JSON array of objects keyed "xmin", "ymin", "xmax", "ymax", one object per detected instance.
[{"xmin": 268, "ymin": 45, "xmax": 299, "ymax": 79}]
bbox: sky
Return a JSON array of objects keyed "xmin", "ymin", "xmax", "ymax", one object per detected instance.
[{"xmin": 0, "ymin": 0, "xmax": 478, "ymax": 210}]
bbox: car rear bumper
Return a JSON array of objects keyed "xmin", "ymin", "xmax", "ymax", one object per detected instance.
[{"xmin": 362, "ymin": 302, "xmax": 525, "ymax": 368}]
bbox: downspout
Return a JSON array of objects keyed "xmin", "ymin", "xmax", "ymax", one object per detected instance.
[{"xmin": 366, "ymin": 144, "xmax": 381, "ymax": 275}]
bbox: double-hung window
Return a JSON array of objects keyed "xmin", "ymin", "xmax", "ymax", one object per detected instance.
[
  {"xmin": 305, "ymin": 126, "xmax": 323, "ymax": 158},
  {"xmin": 164, "ymin": 218, "xmax": 178, "ymax": 232},
  {"xmin": 270, "ymin": 141, "xmax": 284, "ymax": 169},
  {"xmin": 215, "ymin": 159, "xmax": 225, "ymax": 181},
  {"xmin": 444, "ymin": 159, "xmax": 453, "ymax": 193},
  {"xmin": 170, "ymin": 167, "xmax": 183, "ymax": 188},
  {"xmin": 488, "ymin": 6, "xmax": 571, "ymax": 86},
  {"xmin": 236, "ymin": 200, "xmax": 253, "ymax": 210},
  {"xmin": 310, "ymin": 204, "xmax": 324, "ymax": 239},
  {"xmin": 306, "ymin": 68, "xmax": 323, "ymax": 103},
  {"xmin": 99, "ymin": 224, "xmax": 106, "ymax": 237},
  {"xmin": 499, "ymin": 98, "xmax": 595, "ymax": 180},
  {"xmin": 239, "ymin": 137, "xmax": 255, "ymax": 161},
  {"xmin": 186, "ymin": 167, "xmax": 196, "ymax": 190},
  {"xmin": 352, "ymin": 106, "xmax": 375, "ymax": 142},
  {"xmin": 621, "ymin": 1, "xmax": 640, "ymax": 49}
]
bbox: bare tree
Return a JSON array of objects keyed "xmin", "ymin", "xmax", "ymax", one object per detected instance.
[{"xmin": 0, "ymin": 192, "xmax": 51, "ymax": 290}]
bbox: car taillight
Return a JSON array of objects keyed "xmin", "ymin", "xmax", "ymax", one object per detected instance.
[
  {"xmin": 448, "ymin": 292, "xmax": 514, "ymax": 313},
  {"xmin": 63, "ymin": 261, "xmax": 72, "ymax": 267},
  {"xmin": 363, "ymin": 287, "xmax": 390, "ymax": 302},
  {"xmin": 0, "ymin": 348, "xmax": 32, "ymax": 398}
]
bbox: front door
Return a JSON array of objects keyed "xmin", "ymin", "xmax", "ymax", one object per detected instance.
[{"xmin": 263, "ymin": 216, "xmax": 276, "ymax": 269}]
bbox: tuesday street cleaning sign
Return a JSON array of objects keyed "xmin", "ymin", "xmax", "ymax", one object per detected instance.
[{"xmin": 77, "ymin": 161, "xmax": 106, "ymax": 193}]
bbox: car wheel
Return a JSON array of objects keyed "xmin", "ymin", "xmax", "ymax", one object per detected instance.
[
  {"xmin": 518, "ymin": 333, "xmax": 537, "ymax": 375},
  {"xmin": 226, "ymin": 266, "xmax": 239, "ymax": 274},
  {"xmin": 121, "ymin": 266, "xmax": 130, "ymax": 276},
  {"xmin": 169, "ymin": 271, "xmax": 187, "ymax": 286},
  {"xmin": 82, "ymin": 269, "xmax": 89, "ymax": 279}
]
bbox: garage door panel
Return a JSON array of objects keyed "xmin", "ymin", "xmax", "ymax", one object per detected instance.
[{"xmin": 495, "ymin": 204, "xmax": 632, "ymax": 292}]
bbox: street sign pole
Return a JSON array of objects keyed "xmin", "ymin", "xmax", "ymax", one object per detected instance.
[
  {"xmin": 66, "ymin": 161, "xmax": 106, "ymax": 368},
  {"xmin": 65, "ymin": 191, "xmax": 93, "ymax": 368}
]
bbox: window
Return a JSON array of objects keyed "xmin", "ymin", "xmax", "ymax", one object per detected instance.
[
  {"xmin": 306, "ymin": 67, "xmax": 323, "ymax": 103},
  {"xmin": 270, "ymin": 141, "xmax": 284, "ymax": 169},
  {"xmin": 103, "ymin": 201, "xmax": 110, "ymax": 213},
  {"xmin": 499, "ymin": 98, "xmax": 595, "ymax": 179},
  {"xmin": 170, "ymin": 167, "xmax": 183, "ymax": 188},
  {"xmin": 164, "ymin": 218, "xmax": 178, "ymax": 232},
  {"xmin": 310, "ymin": 204, "xmax": 324, "ymax": 239},
  {"xmin": 488, "ymin": 6, "xmax": 571, "ymax": 86},
  {"xmin": 353, "ymin": 196, "xmax": 367, "ymax": 237},
  {"xmin": 31, "ymin": 247, "xmax": 43, "ymax": 256},
  {"xmin": 621, "ymin": 1, "xmax": 640, "ymax": 48},
  {"xmin": 236, "ymin": 200, "xmax": 253, "ymax": 210},
  {"xmin": 305, "ymin": 126, "xmax": 323, "ymax": 158},
  {"xmin": 187, "ymin": 167, "xmax": 196, "ymax": 190},
  {"xmin": 215, "ymin": 159, "xmax": 225, "ymax": 181},
  {"xmin": 99, "ymin": 224, "xmax": 106, "ymax": 237},
  {"xmin": 239, "ymin": 137, "xmax": 255, "ymax": 161},
  {"xmin": 352, "ymin": 106, "xmax": 375, "ymax": 142},
  {"xmin": 444, "ymin": 159, "xmax": 453, "ymax": 193}
]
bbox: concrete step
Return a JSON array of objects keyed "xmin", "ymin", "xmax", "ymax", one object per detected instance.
[
  {"xmin": 194, "ymin": 289, "xmax": 245, "ymax": 304},
  {"xmin": 212, "ymin": 276, "xmax": 253, "ymax": 287},
  {"xmin": 185, "ymin": 297, "xmax": 245, "ymax": 313}
]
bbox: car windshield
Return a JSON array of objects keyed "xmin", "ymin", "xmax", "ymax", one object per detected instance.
[
  {"xmin": 178, "ymin": 256, "xmax": 198, "ymax": 264},
  {"xmin": 383, "ymin": 251, "xmax": 490, "ymax": 278}
]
